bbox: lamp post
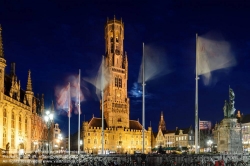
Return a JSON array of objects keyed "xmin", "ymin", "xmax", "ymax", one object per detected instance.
[{"xmin": 44, "ymin": 110, "xmax": 53, "ymax": 156}]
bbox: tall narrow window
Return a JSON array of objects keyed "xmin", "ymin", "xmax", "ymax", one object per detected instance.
[
  {"xmin": 3, "ymin": 109, "xmax": 7, "ymax": 126},
  {"xmin": 11, "ymin": 111, "xmax": 15, "ymax": 128},
  {"xmin": 118, "ymin": 78, "xmax": 122, "ymax": 88},
  {"xmin": 11, "ymin": 129, "xmax": 14, "ymax": 148},
  {"xmin": 11, "ymin": 111, "xmax": 15, "ymax": 148},
  {"xmin": 19, "ymin": 116, "xmax": 22, "ymax": 131},
  {"xmin": 3, "ymin": 128, "xmax": 6, "ymax": 147},
  {"xmin": 115, "ymin": 78, "xmax": 118, "ymax": 87},
  {"xmin": 25, "ymin": 117, "xmax": 28, "ymax": 135}
]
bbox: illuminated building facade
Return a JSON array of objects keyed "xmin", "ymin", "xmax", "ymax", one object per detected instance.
[
  {"xmin": 155, "ymin": 112, "xmax": 194, "ymax": 152},
  {"xmin": 0, "ymin": 25, "xmax": 47, "ymax": 154},
  {"xmin": 82, "ymin": 17, "xmax": 152, "ymax": 154}
]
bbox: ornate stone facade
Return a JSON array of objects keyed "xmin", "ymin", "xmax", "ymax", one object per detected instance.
[
  {"xmin": 0, "ymin": 25, "xmax": 47, "ymax": 154},
  {"xmin": 82, "ymin": 17, "xmax": 152, "ymax": 154}
]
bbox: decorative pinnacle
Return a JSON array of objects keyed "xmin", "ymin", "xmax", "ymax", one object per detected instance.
[
  {"xmin": 160, "ymin": 111, "xmax": 165, "ymax": 122},
  {"xmin": 26, "ymin": 70, "xmax": 32, "ymax": 91},
  {"xmin": 0, "ymin": 24, "xmax": 4, "ymax": 58}
]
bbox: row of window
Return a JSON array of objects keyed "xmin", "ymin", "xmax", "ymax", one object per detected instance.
[
  {"xmin": 3, "ymin": 110, "xmax": 28, "ymax": 147},
  {"xmin": 115, "ymin": 78, "xmax": 122, "ymax": 87},
  {"xmin": 175, "ymin": 136, "xmax": 194, "ymax": 141},
  {"xmin": 86, "ymin": 132, "xmax": 147, "ymax": 139},
  {"xmin": 3, "ymin": 110, "xmax": 28, "ymax": 130}
]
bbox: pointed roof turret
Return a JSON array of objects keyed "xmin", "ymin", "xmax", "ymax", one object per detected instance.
[
  {"xmin": 0, "ymin": 25, "xmax": 4, "ymax": 58},
  {"xmin": 26, "ymin": 70, "xmax": 32, "ymax": 91},
  {"xmin": 158, "ymin": 111, "xmax": 167, "ymax": 131}
]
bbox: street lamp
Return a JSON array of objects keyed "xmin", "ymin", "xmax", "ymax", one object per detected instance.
[
  {"xmin": 207, "ymin": 140, "xmax": 213, "ymax": 152},
  {"xmin": 44, "ymin": 110, "xmax": 53, "ymax": 156}
]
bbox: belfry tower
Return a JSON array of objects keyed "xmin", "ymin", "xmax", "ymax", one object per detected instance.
[{"xmin": 102, "ymin": 17, "xmax": 129, "ymax": 128}]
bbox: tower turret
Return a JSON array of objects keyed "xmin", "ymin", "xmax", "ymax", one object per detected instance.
[
  {"xmin": 0, "ymin": 25, "xmax": 7, "ymax": 98},
  {"xmin": 102, "ymin": 17, "xmax": 129, "ymax": 128},
  {"xmin": 158, "ymin": 111, "xmax": 167, "ymax": 131},
  {"xmin": 25, "ymin": 70, "xmax": 34, "ymax": 107}
]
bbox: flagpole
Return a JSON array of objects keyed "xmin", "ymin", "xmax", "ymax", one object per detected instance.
[
  {"xmin": 101, "ymin": 55, "xmax": 104, "ymax": 154},
  {"xmin": 68, "ymin": 82, "xmax": 71, "ymax": 155},
  {"xmin": 195, "ymin": 33, "xmax": 199, "ymax": 154},
  {"xmin": 78, "ymin": 69, "xmax": 81, "ymax": 154},
  {"xmin": 199, "ymin": 118, "xmax": 200, "ymax": 151},
  {"xmin": 142, "ymin": 42, "xmax": 145, "ymax": 154}
]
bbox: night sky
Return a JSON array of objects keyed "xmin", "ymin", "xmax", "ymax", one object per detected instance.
[{"xmin": 1, "ymin": 1, "xmax": 250, "ymax": 137}]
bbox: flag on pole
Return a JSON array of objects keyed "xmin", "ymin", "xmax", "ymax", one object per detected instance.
[
  {"xmin": 199, "ymin": 120, "xmax": 211, "ymax": 130},
  {"xmin": 57, "ymin": 83, "xmax": 71, "ymax": 115},
  {"xmin": 197, "ymin": 35, "xmax": 236, "ymax": 76}
]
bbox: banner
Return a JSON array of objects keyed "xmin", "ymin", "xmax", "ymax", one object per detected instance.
[{"xmin": 199, "ymin": 121, "xmax": 211, "ymax": 130}]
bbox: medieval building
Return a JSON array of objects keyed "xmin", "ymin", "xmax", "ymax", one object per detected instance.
[
  {"xmin": 155, "ymin": 112, "xmax": 195, "ymax": 153},
  {"xmin": 0, "ymin": 25, "xmax": 48, "ymax": 154},
  {"xmin": 82, "ymin": 17, "xmax": 152, "ymax": 154}
]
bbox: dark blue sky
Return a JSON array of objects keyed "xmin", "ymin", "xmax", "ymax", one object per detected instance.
[{"xmin": 1, "ymin": 0, "xmax": 250, "ymax": 136}]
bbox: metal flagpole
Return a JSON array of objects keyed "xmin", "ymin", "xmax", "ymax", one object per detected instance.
[
  {"xmin": 101, "ymin": 55, "xmax": 104, "ymax": 154},
  {"xmin": 199, "ymin": 118, "xmax": 200, "ymax": 151},
  {"xmin": 195, "ymin": 33, "xmax": 199, "ymax": 154},
  {"xmin": 68, "ymin": 82, "xmax": 71, "ymax": 155},
  {"xmin": 78, "ymin": 69, "xmax": 81, "ymax": 154},
  {"xmin": 142, "ymin": 42, "xmax": 145, "ymax": 154}
]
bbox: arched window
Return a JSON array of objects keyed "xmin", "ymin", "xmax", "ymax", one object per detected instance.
[
  {"xmin": 11, "ymin": 111, "xmax": 15, "ymax": 128},
  {"xmin": 25, "ymin": 117, "xmax": 28, "ymax": 135},
  {"xmin": 19, "ymin": 116, "xmax": 22, "ymax": 130},
  {"xmin": 3, "ymin": 109, "xmax": 7, "ymax": 126},
  {"xmin": 11, "ymin": 129, "xmax": 14, "ymax": 148}
]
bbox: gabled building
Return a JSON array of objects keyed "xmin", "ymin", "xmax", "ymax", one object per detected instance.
[
  {"xmin": 0, "ymin": 25, "xmax": 47, "ymax": 154},
  {"xmin": 155, "ymin": 112, "xmax": 195, "ymax": 152},
  {"xmin": 175, "ymin": 126, "xmax": 194, "ymax": 150}
]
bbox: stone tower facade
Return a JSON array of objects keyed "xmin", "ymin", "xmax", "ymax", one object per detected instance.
[
  {"xmin": 82, "ymin": 18, "xmax": 152, "ymax": 154},
  {"xmin": 103, "ymin": 17, "xmax": 129, "ymax": 128}
]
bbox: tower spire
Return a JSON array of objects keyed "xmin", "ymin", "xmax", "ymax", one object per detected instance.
[
  {"xmin": 158, "ymin": 111, "xmax": 166, "ymax": 131},
  {"xmin": 26, "ymin": 70, "xmax": 32, "ymax": 91},
  {"xmin": 0, "ymin": 25, "xmax": 4, "ymax": 58}
]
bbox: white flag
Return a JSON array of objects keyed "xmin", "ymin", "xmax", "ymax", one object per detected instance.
[{"xmin": 197, "ymin": 35, "xmax": 236, "ymax": 76}]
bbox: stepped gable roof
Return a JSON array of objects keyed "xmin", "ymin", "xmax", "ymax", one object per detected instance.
[
  {"xmin": 88, "ymin": 117, "xmax": 107, "ymax": 128},
  {"xmin": 4, "ymin": 74, "xmax": 29, "ymax": 105},
  {"xmin": 4, "ymin": 73, "xmax": 43, "ymax": 114},
  {"xmin": 129, "ymin": 120, "xmax": 142, "ymax": 130},
  {"xmin": 241, "ymin": 114, "xmax": 250, "ymax": 123}
]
